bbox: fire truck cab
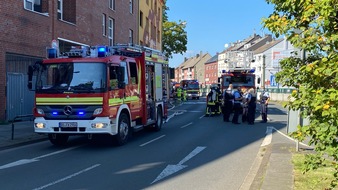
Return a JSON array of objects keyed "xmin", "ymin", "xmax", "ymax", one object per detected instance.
[
  {"xmin": 28, "ymin": 44, "xmax": 169, "ymax": 146},
  {"xmin": 219, "ymin": 68, "xmax": 258, "ymax": 92}
]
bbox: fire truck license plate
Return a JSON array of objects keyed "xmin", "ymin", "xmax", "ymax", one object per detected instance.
[{"xmin": 59, "ymin": 122, "xmax": 78, "ymax": 127}]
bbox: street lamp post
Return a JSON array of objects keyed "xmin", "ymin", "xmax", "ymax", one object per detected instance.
[{"xmin": 262, "ymin": 54, "xmax": 266, "ymax": 90}]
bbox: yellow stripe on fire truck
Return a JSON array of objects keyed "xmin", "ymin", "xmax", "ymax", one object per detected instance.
[{"xmin": 36, "ymin": 97, "xmax": 103, "ymax": 105}]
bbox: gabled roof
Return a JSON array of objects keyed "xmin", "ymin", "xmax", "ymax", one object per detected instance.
[
  {"xmin": 179, "ymin": 53, "xmax": 211, "ymax": 69},
  {"xmin": 205, "ymin": 54, "xmax": 218, "ymax": 64},
  {"xmin": 254, "ymin": 38, "xmax": 284, "ymax": 54}
]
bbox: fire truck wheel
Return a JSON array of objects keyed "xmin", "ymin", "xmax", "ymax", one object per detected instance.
[
  {"xmin": 115, "ymin": 112, "xmax": 131, "ymax": 146},
  {"xmin": 48, "ymin": 134, "xmax": 69, "ymax": 146},
  {"xmin": 154, "ymin": 107, "xmax": 163, "ymax": 131}
]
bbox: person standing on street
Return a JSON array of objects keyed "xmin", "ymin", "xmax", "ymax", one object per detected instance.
[
  {"xmin": 260, "ymin": 89, "xmax": 270, "ymax": 123},
  {"xmin": 241, "ymin": 88, "xmax": 249, "ymax": 123},
  {"xmin": 231, "ymin": 86, "xmax": 243, "ymax": 124},
  {"xmin": 247, "ymin": 88, "xmax": 257, "ymax": 125},
  {"xmin": 177, "ymin": 87, "xmax": 182, "ymax": 102},
  {"xmin": 222, "ymin": 85, "xmax": 234, "ymax": 122},
  {"xmin": 206, "ymin": 86, "xmax": 217, "ymax": 116},
  {"xmin": 183, "ymin": 88, "xmax": 187, "ymax": 102},
  {"xmin": 215, "ymin": 85, "xmax": 222, "ymax": 115}
]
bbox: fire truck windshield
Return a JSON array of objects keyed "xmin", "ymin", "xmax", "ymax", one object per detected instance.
[
  {"xmin": 186, "ymin": 83, "xmax": 199, "ymax": 89},
  {"xmin": 222, "ymin": 75, "xmax": 255, "ymax": 87},
  {"xmin": 36, "ymin": 62, "xmax": 107, "ymax": 93}
]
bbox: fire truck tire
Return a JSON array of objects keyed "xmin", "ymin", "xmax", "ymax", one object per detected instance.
[
  {"xmin": 115, "ymin": 112, "xmax": 131, "ymax": 146},
  {"xmin": 48, "ymin": 134, "xmax": 69, "ymax": 146},
  {"xmin": 154, "ymin": 107, "xmax": 163, "ymax": 131}
]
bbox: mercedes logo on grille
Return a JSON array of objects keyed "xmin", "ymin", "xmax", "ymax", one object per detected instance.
[{"xmin": 63, "ymin": 106, "xmax": 73, "ymax": 115}]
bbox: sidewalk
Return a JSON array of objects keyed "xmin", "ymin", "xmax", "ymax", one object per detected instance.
[
  {"xmin": 0, "ymin": 120, "xmax": 47, "ymax": 150},
  {"xmin": 0, "ymin": 101, "xmax": 298, "ymax": 190}
]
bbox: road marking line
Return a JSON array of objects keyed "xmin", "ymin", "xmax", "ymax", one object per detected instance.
[
  {"xmin": 180, "ymin": 122, "xmax": 193, "ymax": 129},
  {"xmin": 32, "ymin": 164, "xmax": 100, "ymax": 190},
  {"xmin": 261, "ymin": 126, "xmax": 273, "ymax": 147},
  {"xmin": 152, "ymin": 146, "xmax": 206, "ymax": 184},
  {"xmin": 0, "ymin": 145, "xmax": 83, "ymax": 170},
  {"xmin": 140, "ymin": 135, "xmax": 166, "ymax": 147}
]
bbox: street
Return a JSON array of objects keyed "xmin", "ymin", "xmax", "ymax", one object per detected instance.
[{"xmin": 0, "ymin": 98, "xmax": 288, "ymax": 190}]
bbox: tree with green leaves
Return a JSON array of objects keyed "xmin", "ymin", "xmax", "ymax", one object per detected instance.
[
  {"xmin": 162, "ymin": 1, "xmax": 187, "ymax": 59},
  {"xmin": 262, "ymin": 0, "xmax": 338, "ymax": 188}
]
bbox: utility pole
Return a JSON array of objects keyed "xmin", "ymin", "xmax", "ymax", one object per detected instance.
[{"xmin": 262, "ymin": 54, "xmax": 266, "ymax": 90}]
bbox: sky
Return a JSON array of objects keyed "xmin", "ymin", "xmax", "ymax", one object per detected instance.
[{"xmin": 166, "ymin": 0, "xmax": 275, "ymax": 68}]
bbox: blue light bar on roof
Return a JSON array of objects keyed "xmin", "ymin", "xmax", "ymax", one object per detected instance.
[{"xmin": 97, "ymin": 46, "xmax": 107, "ymax": 57}]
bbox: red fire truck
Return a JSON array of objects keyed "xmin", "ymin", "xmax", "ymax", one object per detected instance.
[
  {"xmin": 180, "ymin": 79, "xmax": 200, "ymax": 99},
  {"xmin": 28, "ymin": 44, "xmax": 169, "ymax": 146},
  {"xmin": 219, "ymin": 68, "xmax": 258, "ymax": 92}
]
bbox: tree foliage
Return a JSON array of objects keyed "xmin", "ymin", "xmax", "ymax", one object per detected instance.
[
  {"xmin": 162, "ymin": 1, "xmax": 187, "ymax": 59},
  {"xmin": 262, "ymin": 0, "xmax": 338, "ymax": 188}
]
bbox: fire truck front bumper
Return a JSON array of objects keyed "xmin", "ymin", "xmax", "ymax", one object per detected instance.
[{"xmin": 34, "ymin": 117, "xmax": 118, "ymax": 135}]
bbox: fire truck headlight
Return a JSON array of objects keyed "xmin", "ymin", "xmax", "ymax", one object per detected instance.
[
  {"xmin": 91, "ymin": 123, "xmax": 108, "ymax": 128},
  {"xmin": 93, "ymin": 108, "xmax": 103, "ymax": 115},
  {"xmin": 35, "ymin": 123, "xmax": 45, "ymax": 129},
  {"xmin": 37, "ymin": 108, "xmax": 45, "ymax": 115}
]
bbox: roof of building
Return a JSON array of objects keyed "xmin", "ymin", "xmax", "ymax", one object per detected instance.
[
  {"xmin": 253, "ymin": 38, "xmax": 284, "ymax": 54},
  {"xmin": 179, "ymin": 52, "xmax": 211, "ymax": 69},
  {"xmin": 205, "ymin": 54, "xmax": 218, "ymax": 64}
]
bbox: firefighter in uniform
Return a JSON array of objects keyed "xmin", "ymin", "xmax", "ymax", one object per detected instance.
[
  {"xmin": 206, "ymin": 85, "xmax": 217, "ymax": 116},
  {"xmin": 183, "ymin": 88, "xmax": 187, "ymax": 102},
  {"xmin": 215, "ymin": 85, "xmax": 222, "ymax": 115},
  {"xmin": 177, "ymin": 87, "xmax": 182, "ymax": 102}
]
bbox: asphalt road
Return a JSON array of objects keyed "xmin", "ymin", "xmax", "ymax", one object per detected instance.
[{"xmin": 0, "ymin": 98, "xmax": 288, "ymax": 190}]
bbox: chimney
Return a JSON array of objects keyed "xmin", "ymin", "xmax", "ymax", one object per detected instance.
[{"xmin": 184, "ymin": 57, "xmax": 188, "ymax": 62}]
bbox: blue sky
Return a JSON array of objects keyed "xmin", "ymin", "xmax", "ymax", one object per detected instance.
[{"xmin": 166, "ymin": 0, "xmax": 275, "ymax": 68}]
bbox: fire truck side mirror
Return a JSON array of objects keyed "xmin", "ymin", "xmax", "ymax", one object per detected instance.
[
  {"xmin": 117, "ymin": 66, "xmax": 126, "ymax": 89},
  {"xmin": 257, "ymin": 77, "xmax": 261, "ymax": 84},
  {"xmin": 27, "ymin": 65, "xmax": 34, "ymax": 90}
]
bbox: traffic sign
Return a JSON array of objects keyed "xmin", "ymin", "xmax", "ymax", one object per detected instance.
[{"xmin": 270, "ymin": 75, "xmax": 277, "ymax": 86}]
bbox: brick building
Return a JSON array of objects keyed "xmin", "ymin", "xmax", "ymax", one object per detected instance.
[
  {"xmin": 0, "ymin": 0, "xmax": 163, "ymax": 121},
  {"xmin": 204, "ymin": 54, "xmax": 219, "ymax": 87}
]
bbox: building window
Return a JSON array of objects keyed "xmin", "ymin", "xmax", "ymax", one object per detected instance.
[
  {"xmin": 108, "ymin": 18, "xmax": 114, "ymax": 46},
  {"xmin": 109, "ymin": 0, "xmax": 115, "ymax": 10},
  {"xmin": 140, "ymin": 11, "xmax": 143, "ymax": 27},
  {"xmin": 129, "ymin": 0, "xmax": 133, "ymax": 14},
  {"xmin": 129, "ymin": 29, "xmax": 133, "ymax": 44},
  {"xmin": 57, "ymin": 0, "xmax": 62, "ymax": 20},
  {"xmin": 24, "ymin": 0, "xmax": 48, "ymax": 14},
  {"xmin": 102, "ymin": 14, "xmax": 106, "ymax": 36},
  {"xmin": 57, "ymin": 0, "xmax": 76, "ymax": 24}
]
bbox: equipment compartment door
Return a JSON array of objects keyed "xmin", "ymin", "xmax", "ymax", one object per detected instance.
[{"xmin": 154, "ymin": 63, "xmax": 163, "ymax": 101}]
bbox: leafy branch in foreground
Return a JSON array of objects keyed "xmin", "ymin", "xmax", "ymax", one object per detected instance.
[{"xmin": 263, "ymin": 0, "xmax": 338, "ymax": 188}]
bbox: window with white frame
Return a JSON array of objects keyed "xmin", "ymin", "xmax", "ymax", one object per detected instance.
[
  {"xmin": 109, "ymin": 0, "xmax": 115, "ymax": 10},
  {"xmin": 57, "ymin": 0, "xmax": 63, "ymax": 20},
  {"xmin": 57, "ymin": 0, "xmax": 76, "ymax": 23},
  {"xmin": 129, "ymin": 0, "xmax": 133, "ymax": 14},
  {"xmin": 24, "ymin": 0, "xmax": 48, "ymax": 14},
  {"xmin": 129, "ymin": 29, "xmax": 133, "ymax": 44},
  {"xmin": 108, "ymin": 18, "xmax": 114, "ymax": 46},
  {"xmin": 102, "ymin": 14, "xmax": 106, "ymax": 36}
]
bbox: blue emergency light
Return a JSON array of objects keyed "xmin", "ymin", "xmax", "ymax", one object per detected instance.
[
  {"xmin": 249, "ymin": 68, "xmax": 255, "ymax": 73},
  {"xmin": 97, "ymin": 46, "xmax": 107, "ymax": 57},
  {"xmin": 78, "ymin": 111, "xmax": 85, "ymax": 115},
  {"xmin": 47, "ymin": 48, "xmax": 57, "ymax": 58},
  {"xmin": 52, "ymin": 111, "xmax": 58, "ymax": 115}
]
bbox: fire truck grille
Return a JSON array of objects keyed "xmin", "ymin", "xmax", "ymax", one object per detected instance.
[{"xmin": 38, "ymin": 105, "xmax": 102, "ymax": 120}]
